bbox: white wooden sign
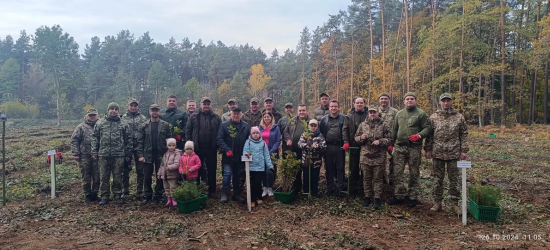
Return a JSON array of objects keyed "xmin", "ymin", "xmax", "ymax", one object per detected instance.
[
  {"xmin": 49, "ymin": 150, "xmax": 56, "ymax": 199},
  {"xmin": 457, "ymin": 161, "xmax": 471, "ymax": 168},
  {"xmin": 241, "ymin": 156, "xmax": 252, "ymax": 162}
]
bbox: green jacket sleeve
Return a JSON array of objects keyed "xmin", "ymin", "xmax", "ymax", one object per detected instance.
[
  {"xmin": 418, "ymin": 112, "xmax": 432, "ymax": 139},
  {"xmin": 91, "ymin": 122, "xmax": 100, "ymax": 157},
  {"xmin": 136, "ymin": 123, "xmax": 145, "ymax": 158},
  {"xmin": 124, "ymin": 123, "xmax": 133, "ymax": 158}
]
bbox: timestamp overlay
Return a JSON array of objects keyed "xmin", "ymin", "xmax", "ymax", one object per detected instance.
[{"xmin": 477, "ymin": 233, "xmax": 547, "ymax": 242}]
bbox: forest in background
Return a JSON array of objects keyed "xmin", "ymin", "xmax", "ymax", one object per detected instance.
[{"xmin": 0, "ymin": 0, "xmax": 549, "ymax": 126}]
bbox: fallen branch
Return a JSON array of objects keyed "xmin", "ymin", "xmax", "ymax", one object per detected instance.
[{"xmin": 187, "ymin": 231, "xmax": 208, "ymax": 242}]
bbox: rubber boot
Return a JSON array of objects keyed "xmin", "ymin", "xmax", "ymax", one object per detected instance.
[
  {"xmin": 262, "ymin": 187, "xmax": 268, "ymax": 197},
  {"xmin": 171, "ymin": 198, "xmax": 178, "ymax": 207},
  {"xmin": 166, "ymin": 197, "xmax": 172, "ymax": 207},
  {"xmin": 220, "ymin": 189, "xmax": 229, "ymax": 203},
  {"xmin": 232, "ymin": 189, "xmax": 244, "ymax": 203},
  {"xmin": 363, "ymin": 197, "xmax": 372, "ymax": 207},
  {"xmin": 373, "ymin": 198, "xmax": 382, "ymax": 210}
]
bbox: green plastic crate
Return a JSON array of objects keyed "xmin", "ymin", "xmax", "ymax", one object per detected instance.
[
  {"xmin": 489, "ymin": 133, "xmax": 496, "ymax": 138},
  {"xmin": 273, "ymin": 188, "xmax": 296, "ymax": 204},
  {"xmin": 468, "ymin": 197, "xmax": 500, "ymax": 222},
  {"xmin": 175, "ymin": 194, "xmax": 207, "ymax": 214}
]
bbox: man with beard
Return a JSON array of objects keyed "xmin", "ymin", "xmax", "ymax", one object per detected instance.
[
  {"xmin": 242, "ymin": 97, "xmax": 262, "ymax": 127},
  {"xmin": 222, "ymin": 99, "xmax": 238, "ymax": 122}
]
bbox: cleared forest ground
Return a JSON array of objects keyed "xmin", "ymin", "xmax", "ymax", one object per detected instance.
[{"xmin": 0, "ymin": 124, "xmax": 549, "ymax": 249}]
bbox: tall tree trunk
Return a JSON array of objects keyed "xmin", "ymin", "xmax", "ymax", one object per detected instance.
[
  {"xmin": 301, "ymin": 51, "xmax": 305, "ymax": 105},
  {"xmin": 368, "ymin": 0, "xmax": 374, "ymax": 104},
  {"xmin": 351, "ymin": 39, "xmax": 354, "ymax": 101},
  {"xmin": 545, "ymin": 60, "xmax": 549, "ymax": 124},
  {"xmin": 431, "ymin": 0, "xmax": 437, "ymax": 92},
  {"xmin": 459, "ymin": 0, "xmax": 466, "ymax": 106},
  {"xmin": 380, "ymin": 0, "xmax": 386, "ymax": 89},
  {"xmin": 519, "ymin": 69, "xmax": 525, "ymax": 123},
  {"xmin": 403, "ymin": 0, "xmax": 411, "ymax": 92},
  {"xmin": 479, "ymin": 74, "xmax": 483, "ymax": 127},
  {"xmin": 530, "ymin": 70, "xmax": 537, "ymax": 124},
  {"xmin": 500, "ymin": 0, "xmax": 507, "ymax": 126},
  {"xmin": 390, "ymin": 6, "xmax": 405, "ymax": 107},
  {"xmin": 335, "ymin": 40, "xmax": 339, "ymax": 101}
]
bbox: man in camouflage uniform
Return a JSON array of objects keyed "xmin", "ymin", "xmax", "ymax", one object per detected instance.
[
  {"xmin": 222, "ymin": 99, "xmax": 238, "ymax": 122},
  {"xmin": 137, "ymin": 104, "xmax": 172, "ymax": 205},
  {"xmin": 424, "ymin": 93, "xmax": 469, "ymax": 214},
  {"xmin": 389, "ymin": 92, "xmax": 431, "ymax": 207},
  {"xmin": 342, "ymin": 97, "xmax": 368, "ymax": 197},
  {"xmin": 121, "ymin": 98, "xmax": 148, "ymax": 200},
  {"xmin": 71, "ymin": 108, "xmax": 100, "ymax": 202},
  {"xmin": 91, "ymin": 102, "xmax": 133, "ymax": 205},
  {"xmin": 355, "ymin": 105, "xmax": 392, "ymax": 209},
  {"xmin": 314, "ymin": 93, "xmax": 330, "ymax": 121},
  {"xmin": 378, "ymin": 93, "xmax": 398, "ymax": 185},
  {"xmin": 242, "ymin": 97, "xmax": 262, "ymax": 127}
]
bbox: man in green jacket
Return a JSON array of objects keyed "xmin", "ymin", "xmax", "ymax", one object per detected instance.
[
  {"xmin": 121, "ymin": 98, "xmax": 148, "ymax": 200},
  {"xmin": 137, "ymin": 104, "xmax": 172, "ymax": 205},
  {"xmin": 160, "ymin": 95, "xmax": 188, "ymax": 149},
  {"xmin": 389, "ymin": 92, "xmax": 432, "ymax": 207},
  {"xmin": 91, "ymin": 102, "xmax": 133, "ymax": 205},
  {"xmin": 185, "ymin": 97, "xmax": 221, "ymax": 197}
]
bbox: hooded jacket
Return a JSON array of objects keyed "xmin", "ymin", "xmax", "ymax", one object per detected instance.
[
  {"xmin": 158, "ymin": 149, "xmax": 183, "ymax": 180},
  {"xmin": 355, "ymin": 117, "xmax": 392, "ymax": 165},
  {"xmin": 178, "ymin": 151, "xmax": 201, "ymax": 179},
  {"xmin": 71, "ymin": 119, "xmax": 97, "ymax": 156},
  {"xmin": 91, "ymin": 115, "xmax": 132, "ymax": 157},
  {"xmin": 424, "ymin": 108, "xmax": 469, "ymax": 160},
  {"xmin": 243, "ymin": 136, "xmax": 274, "ymax": 171}
]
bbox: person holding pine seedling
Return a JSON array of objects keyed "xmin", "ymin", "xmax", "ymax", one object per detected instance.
[
  {"xmin": 243, "ymin": 126, "xmax": 274, "ymax": 207},
  {"xmin": 355, "ymin": 105, "xmax": 392, "ymax": 209},
  {"xmin": 298, "ymin": 119, "xmax": 326, "ymax": 197},
  {"xmin": 157, "ymin": 138, "xmax": 183, "ymax": 207}
]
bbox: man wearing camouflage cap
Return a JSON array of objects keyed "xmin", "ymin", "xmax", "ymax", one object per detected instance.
[
  {"xmin": 389, "ymin": 92, "xmax": 431, "ymax": 208},
  {"xmin": 137, "ymin": 104, "xmax": 172, "ymax": 205},
  {"xmin": 262, "ymin": 97, "xmax": 282, "ymax": 123},
  {"xmin": 91, "ymin": 102, "xmax": 133, "ymax": 205},
  {"xmin": 355, "ymin": 105, "xmax": 392, "ymax": 209},
  {"xmin": 121, "ymin": 98, "xmax": 148, "ymax": 200},
  {"xmin": 378, "ymin": 93, "xmax": 399, "ymax": 185},
  {"xmin": 71, "ymin": 108, "xmax": 100, "ymax": 202},
  {"xmin": 185, "ymin": 97, "xmax": 221, "ymax": 197},
  {"xmin": 424, "ymin": 93, "xmax": 469, "ymax": 214},
  {"xmin": 242, "ymin": 97, "xmax": 262, "ymax": 127},
  {"xmin": 278, "ymin": 102, "xmax": 295, "ymax": 158},
  {"xmin": 222, "ymin": 99, "xmax": 238, "ymax": 122}
]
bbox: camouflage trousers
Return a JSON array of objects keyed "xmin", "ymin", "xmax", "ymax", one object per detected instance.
[
  {"xmin": 361, "ymin": 164, "xmax": 384, "ymax": 199},
  {"xmin": 432, "ymin": 158, "xmax": 460, "ymax": 202},
  {"xmin": 122, "ymin": 151, "xmax": 144, "ymax": 197},
  {"xmin": 99, "ymin": 157, "xmax": 124, "ymax": 199},
  {"xmin": 393, "ymin": 145, "xmax": 422, "ymax": 200},
  {"xmin": 79, "ymin": 154, "xmax": 99, "ymax": 197}
]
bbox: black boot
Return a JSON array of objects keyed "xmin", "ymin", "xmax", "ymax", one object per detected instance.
[
  {"xmin": 373, "ymin": 198, "xmax": 382, "ymax": 210},
  {"xmin": 407, "ymin": 199, "xmax": 417, "ymax": 208},
  {"xmin": 363, "ymin": 197, "xmax": 372, "ymax": 207},
  {"xmin": 115, "ymin": 197, "xmax": 124, "ymax": 205},
  {"xmin": 90, "ymin": 193, "xmax": 99, "ymax": 201},
  {"xmin": 388, "ymin": 198, "xmax": 404, "ymax": 205},
  {"xmin": 141, "ymin": 196, "xmax": 151, "ymax": 206},
  {"xmin": 220, "ymin": 189, "xmax": 229, "ymax": 203},
  {"xmin": 99, "ymin": 199, "xmax": 109, "ymax": 205},
  {"xmin": 232, "ymin": 190, "xmax": 244, "ymax": 203}
]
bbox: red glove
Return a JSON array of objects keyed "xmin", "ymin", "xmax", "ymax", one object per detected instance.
[
  {"xmin": 343, "ymin": 143, "xmax": 350, "ymax": 151},
  {"xmin": 388, "ymin": 146, "xmax": 393, "ymax": 153},
  {"xmin": 245, "ymin": 153, "xmax": 251, "ymax": 158},
  {"xmin": 409, "ymin": 134, "xmax": 420, "ymax": 142},
  {"xmin": 175, "ymin": 135, "xmax": 182, "ymax": 142},
  {"xmin": 226, "ymin": 150, "xmax": 233, "ymax": 157}
]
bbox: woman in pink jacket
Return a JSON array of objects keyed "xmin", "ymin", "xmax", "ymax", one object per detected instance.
[
  {"xmin": 157, "ymin": 138, "xmax": 183, "ymax": 207},
  {"xmin": 179, "ymin": 141, "xmax": 202, "ymax": 184}
]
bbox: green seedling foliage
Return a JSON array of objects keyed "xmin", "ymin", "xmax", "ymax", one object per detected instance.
[
  {"xmin": 172, "ymin": 181, "xmax": 201, "ymax": 201},
  {"xmin": 468, "ymin": 184, "xmax": 502, "ymax": 207}
]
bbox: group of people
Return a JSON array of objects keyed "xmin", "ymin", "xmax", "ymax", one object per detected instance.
[{"xmin": 70, "ymin": 91, "xmax": 468, "ymax": 213}]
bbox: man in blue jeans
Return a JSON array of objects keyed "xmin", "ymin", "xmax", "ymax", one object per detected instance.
[{"xmin": 217, "ymin": 106, "xmax": 250, "ymax": 203}]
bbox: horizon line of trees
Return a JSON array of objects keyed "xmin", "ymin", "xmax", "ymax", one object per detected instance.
[{"xmin": 0, "ymin": 0, "xmax": 549, "ymax": 126}]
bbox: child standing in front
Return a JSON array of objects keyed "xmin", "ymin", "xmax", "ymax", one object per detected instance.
[
  {"xmin": 298, "ymin": 119, "xmax": 326, "ymax": 197},
  {"xmin": 243, "ymin": 126, "xmax": 274, "ymax": 207},
  {"xmin": 157, "ymin": 138, "xmax": 183, "ymax": 207},
  {"xmin": 179, "ymin": 141, "xmax": 201, "ymax": 184}
]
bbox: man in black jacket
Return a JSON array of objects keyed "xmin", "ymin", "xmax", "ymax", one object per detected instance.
[
  {"xmin": 217, "ymin": 106, "xmax": 250, "ymax": 203},
  {"xmin": 319, "ymin": 99, "xmax": 346, "ymax": 196},
  {"xmin": 185, "ymin": 97, "xmax": 221, "ymax": 197},
  {"xmin": 160, "ymin": 95, "xmax": 188, "ymax": 149},
  {"xmin": 342, "ymin": 97, "xmax": 368, "ymax": 197}
]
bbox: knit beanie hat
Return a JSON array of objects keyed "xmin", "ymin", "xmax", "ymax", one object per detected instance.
[
  {"xmin": 251, "ymin": 126, "xmax": 260, "ymax": 134},
  {"xmin": 404, "ymin": 92, "xmax": 417, "ymax": 99},
  {"xmin": 107, "ymin": 102, "xmax": 120, "ymax": 110},
  {"xmin": 184, "ymin": 141, "xmax": 194, "ymax": 150},
  {"xmin": 379, "ymin": 93, "xmax": 391, "ymax": 99},
  {"xmin": 166, "ymin": 138, "xmax": 177, "ymax": 146}
]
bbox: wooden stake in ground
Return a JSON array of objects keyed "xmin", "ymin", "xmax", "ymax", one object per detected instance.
[
  {"xmin": 48, "ymin": 150, "xmax": 57, "ymax": 199},
  {"xmin": 242, "ymin": 155, "xmax": 253, "ymax": 212},
  {"xmin": 457, "ymin": 160, "xmax": 472, "ymax": 226}
]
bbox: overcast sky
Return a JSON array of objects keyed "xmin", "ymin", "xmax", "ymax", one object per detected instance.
[{"xmin": 1, "ymin": 0, "xmax": 352, "ymax": 55}]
